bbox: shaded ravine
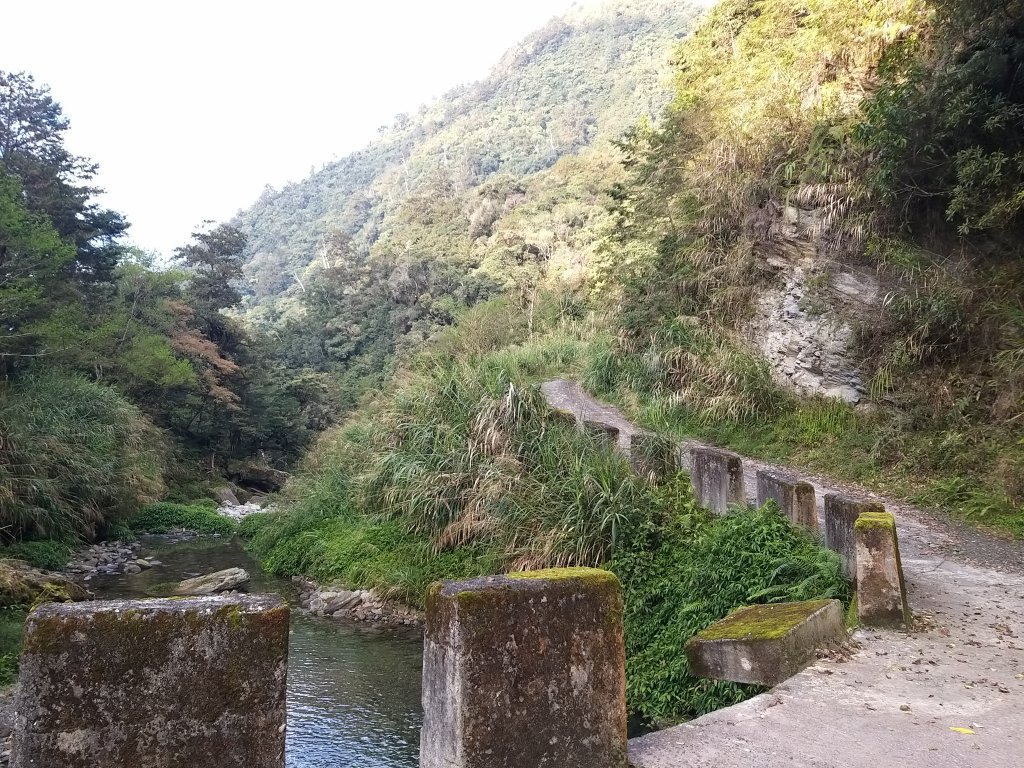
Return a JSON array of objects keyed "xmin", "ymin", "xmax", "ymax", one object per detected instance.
[{"xmin": 541, "ymin": 379, "xmax": 1024, "ymax": 767}]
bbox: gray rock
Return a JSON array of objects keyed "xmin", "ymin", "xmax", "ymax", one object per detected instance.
[
  {"xmin": 173, "ymin": 567, "xmax": 250, "ymax": 596},
  {"xmin": 212, "ymin": 486, "xmax": 241, "ymax": 506}
]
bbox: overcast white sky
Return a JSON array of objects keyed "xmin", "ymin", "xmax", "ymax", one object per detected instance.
[{"xmin": 2, "ymin": 0, "xmax": 601, "ymax": 256}]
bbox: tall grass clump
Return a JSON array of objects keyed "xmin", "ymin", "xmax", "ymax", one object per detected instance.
[{"xmin": 0, "ymin": 371, "xmax": 166, "ymax": 541}]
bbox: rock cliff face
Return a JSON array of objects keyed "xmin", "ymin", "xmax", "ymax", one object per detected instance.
[{"xmin": 746, "ymin": 206, "xmax": 881, "ymax": 404}]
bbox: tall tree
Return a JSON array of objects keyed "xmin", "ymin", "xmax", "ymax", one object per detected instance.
[{"xmin": 0, "ymin": 70, "xmax": 128, "ymax": 282}]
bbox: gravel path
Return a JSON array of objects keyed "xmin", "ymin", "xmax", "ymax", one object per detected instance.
[{"xmin": 540, "ymin": 379, "xmax": 1024, "ymax": 768}]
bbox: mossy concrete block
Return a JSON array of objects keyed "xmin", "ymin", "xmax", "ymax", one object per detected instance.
[
  {"xmin": 855, "ymin": 512, "xmax": 911, "ymax": 630},
  {"xmin": 629, "ymin": 432, "xmax": 676, "ymax": 481},
  {"xmin": 756, "ymin": 469, "xmax": 818, "ymax": 532},
  {"xmin": 583, "ymin": 418, "xmax": 621, "ymax": 447},
  {"xmin": 11, "ymin": 595, "xmax": 289, "ymax": 768},
  {"xmin": 689, "ymin": 447, "xmax": 746, "ymax": 515},
  {"xmin": 685, "ymin": 600, "xmax": 845, "ymax": 686},
  {"xmin": 823, "ymin": 493, "xmax": 885, "ymax": 581},
  {"xmin": 421, "ymin": 568, "xmax": 627, "ymax": 768}
]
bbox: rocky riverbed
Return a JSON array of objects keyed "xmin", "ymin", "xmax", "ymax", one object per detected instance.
[{"xmin": 294, "ymin": 577, "xmax": 422, "ymax": 627}]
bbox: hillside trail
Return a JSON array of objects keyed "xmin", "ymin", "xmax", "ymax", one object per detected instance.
[{"xmin": 540, "ymin": 379, "xmax": 1024, "ymax": 768}]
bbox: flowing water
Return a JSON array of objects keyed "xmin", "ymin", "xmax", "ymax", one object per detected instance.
[{"xmin": 90, "ymin": 536, "xmax": 423, "ymax": 768}]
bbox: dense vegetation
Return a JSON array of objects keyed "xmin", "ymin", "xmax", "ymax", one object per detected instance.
[
  {"xmin": 244, "ymin": 299, "xmax": 848, "ymax": 720},
  {"xmin": 234, "ymin": 0, "xmax": 700, "ymax": 408},
  {"xmin": 2, "ymin": 0, "xmax": 1020, "ymax": 719},
  {"xmin": 0, "ymin": 71, "xmax": 334, "ymax": 554},
  {"xmin": 591, "ymin": 0, "xmax": 1024, "ymax": 534}
]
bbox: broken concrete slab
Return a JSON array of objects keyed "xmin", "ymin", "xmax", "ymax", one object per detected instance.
[
  {"xmin": 756, "ymin": 469, "xmax": 818, "ymax": 532},
  {"xmin": 689, "ymin": 447, "xmax": 746, "ymax": 515},
  {"xmin": 824, "ymin": 494, "xmax": 885, "ymax": 581},
  {"xmin": 629, "ymin": 432, "xmax": 677, "ymax": 482},
  {"xmin": 421, "ymin": 568, "xmax": 627, "ymax": 768},
  {"xmin": 855, "ymin": 511, "xmax": 911, "ymax": 629},
  {"xmin": 685, "ymin": 599, "xmax": 845, "ymax": 686},
  {"xmin": 11, "ymin": 594, "xmax": 289, "ymax": 768}
]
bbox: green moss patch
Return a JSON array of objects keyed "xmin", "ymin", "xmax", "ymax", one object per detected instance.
[
  {"xmin": 507, "ymin": 567, "xmax": 618, "ymax": 585},
  {"xmin": 854, "ymin": 510, "xmax": 896, "ymax": 532},
  {"xmin": 696, "ymin": 599, "xmax": 834, "ymax": 642}
]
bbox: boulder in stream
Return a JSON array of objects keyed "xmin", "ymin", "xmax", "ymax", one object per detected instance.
[{"xmin": 173, "ymin": 567, "xmax": 250, "ymax": 596}]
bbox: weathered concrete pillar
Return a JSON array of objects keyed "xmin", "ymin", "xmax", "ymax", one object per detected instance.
[
  {"xmin": 756, "ymin": 469, "xmax": 818, "ymax": 532},
  {"xmin": 583, "ymin": 418, "xmax": 621, "ymax": 448},
  {"xmin": 421, "ymin": 568, "xmax": 627, "ymax": 768},
  {"xmin": 689, "ymin": 447, "xmax": 746, "ymax": 515},
  {"xmin": 823, "ymin": 494, "xmax": 885, "ymax": 581},
  {"xmin": 12, "ymin": 595, "xmax": 289, "ymax": 768},
  {"xmin": 629, "ymin": 432, "xmax": 676, "ymax": 481},
  {"xmin": 855, "ymin": 511, "xmax": 911, "ymax": 629}
]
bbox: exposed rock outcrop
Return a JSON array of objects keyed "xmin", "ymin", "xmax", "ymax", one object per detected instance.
[
  {"xmin": 0, "ymin": 560, "xmax": 91, "ymax": 606},
  {"xmin": 748, "ymin": 206, "xmax": 881, "ymax": 404}
]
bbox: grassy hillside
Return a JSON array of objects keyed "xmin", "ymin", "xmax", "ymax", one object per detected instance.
[
  {"xmin": 593, "ymin": 0, "xmax": 1023, "ymax": 533},
  {"xmin": 231, "ymin": 1, "xmax": 703, "ymax": 408},
  {"xmin": 244, "ymin": 298, "xmax": 848, "ymax": 722}
]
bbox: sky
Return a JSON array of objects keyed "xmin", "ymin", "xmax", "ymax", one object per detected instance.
[{"xmin": 2, "ymin": 0, "xmax": 606, "ymax": 257}]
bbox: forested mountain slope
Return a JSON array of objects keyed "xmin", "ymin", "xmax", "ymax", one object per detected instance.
[
  {"xmin": 237, "ymin": 0, "xmax": 697, "ymax": 302},
  {"xmin": 232, "ymin": 1, "xmax": 701, "ymax": 402}
]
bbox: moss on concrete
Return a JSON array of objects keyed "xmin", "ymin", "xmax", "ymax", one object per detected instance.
[
  {"xmin": 507, "ymin": 567, "xmax": 618, "ymax": 584},
  {"xmin": 696, "ymin": 600, "xmax": 834, "ymax": 642},
  {"xmin": 855, "ymin": 510, "xmax": 896, "ymax": 532}
]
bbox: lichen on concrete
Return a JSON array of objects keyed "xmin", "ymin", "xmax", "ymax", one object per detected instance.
[
  {"xmin": 11, "ymin": 594, "xmax": 289, "ymax": 768},
  {"xmin": 695, "ymin": 600, "xmax": 835, "ymax": 642},
  {"xmin": 855, "ymin": 510, "xmax": 911, "ymax": 629},
  {"xmin": 421, "ymin": 568, "xmax": 627, "ymax": 768}
]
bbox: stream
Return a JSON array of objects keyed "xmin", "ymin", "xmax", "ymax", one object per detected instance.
[{"xmin": 89, "ymin": 536, "xmax": 423, "ymax": 768}]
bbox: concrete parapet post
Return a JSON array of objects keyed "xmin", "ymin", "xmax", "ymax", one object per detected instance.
[
  {"xmin": 629, "ymin": 432, "xmax": 676, "ymax": 482},
  {"xmin": 421, "ymin": 568, "xmax": 628, "ymax": 768},
  {"xmin": 689, "ymin": 447, "xmax": 746, "ymax": 515},
  {"xmin": 11, "ymin": 595, "xmax": 289, "ymax": 768},
  {"xmin": 855, "ymin": 511, "xmax": 911, "ymax": 630},
  {"xmin": 685, "ymin": 599, "xmax": 845, "ymax": 686},
  {"xmin": 756, "ymin": 469, "xmax": 818, "ymax": 533},
  {"xmin": 823, "ymin": 493, "xmax": 885, "ymax": 581}
]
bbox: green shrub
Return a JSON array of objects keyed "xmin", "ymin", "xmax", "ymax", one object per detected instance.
[
  {"xmin": 130, "ymin": 503, "xmax": 236, "ymax": 536},
  {"xmin": 0, "ymin": 371, "xmax": 166, "ymax": 540},
  {"xmin": 0, "ymin": 540, "xmax": 75, "ymax": 571},
  {"xmin": 613, "ymin": 502, "xmax": 849, "ymax": 724}
]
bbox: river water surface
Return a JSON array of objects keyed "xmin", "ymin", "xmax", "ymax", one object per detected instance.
[{"xmin": 90, "ymin": 536, "xmax": 423, "ymax": 768}]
